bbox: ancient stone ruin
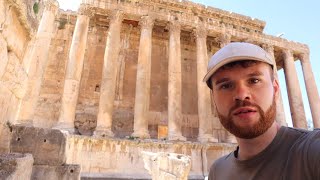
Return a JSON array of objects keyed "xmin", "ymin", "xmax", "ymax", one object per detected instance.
[{"xmin": 0, "ymin": 0, "xmax": 319, "ymax": 179}]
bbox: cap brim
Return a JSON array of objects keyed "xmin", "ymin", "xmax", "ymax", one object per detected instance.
[{"xmin": 203, "ymin": 56, "xmax": 273, "ymax": 83}]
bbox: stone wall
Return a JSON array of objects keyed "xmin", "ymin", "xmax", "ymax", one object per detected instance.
[{"xmin": 0, "ymin": 0, "xmax": 40, "ymax": 153}]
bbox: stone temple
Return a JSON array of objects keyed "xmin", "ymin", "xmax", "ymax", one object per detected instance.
[{"xmin": 0, "ymin": 0, "xmax": 319, "ymax": 179}]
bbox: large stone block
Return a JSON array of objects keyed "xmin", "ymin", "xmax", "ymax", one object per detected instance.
[
  {"xmin": 0, "ymin": 122, "xmax": 12, "ymax": 153},
  {"xmin": 1, "ymin": 52, "xmax": 27, "ymax": 98},
  {"xmin": 142, "ymin": 151, "xmax": 191, "ymax": 180},
  {"xmin": 0, "ymin": 153, "xmax": 34, "ymax": 180},
  {"xmin": 0, "ymin": 34, "xmax": 8, "ymax": 78},
  {"xmin": 32, "ymin": 164, "xmax": 80, "ymax": 180},
  {"xmin": 10, "ymin": 125, "xmax": 68, "ymax": 165},
  {"xmin": 1, "ymin": 1, "xmax": 29, "ymax": 59}
]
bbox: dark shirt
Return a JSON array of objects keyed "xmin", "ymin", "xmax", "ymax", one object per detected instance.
[{"xmin": 208, "ymin": 126, "xmax": 320, "ymax": 180}]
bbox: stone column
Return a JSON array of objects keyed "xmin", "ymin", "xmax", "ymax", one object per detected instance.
[
  {"xmin": 282, "ymin": 49, "xmax": 307, "ymax": 128},
  {"xmin": 94, "ymin": 11, "xmax": 123, "ymax": 137},
  {"xmin": 299, "ymin": 53, "xmax": 320, "ymax": 128},
  {"xmin": 167, "ymin": 21, "xmax": 186, "ymax": 141},
  {"xmin": 216, "ymin": 34, "xmax": 237, "ymax": 143},
  {"xmin": 54, "ymin": 6, "xmax": 93, "ymax": 132},
  {"xmin": 262, "ymin": 44, "xmax": 287, "ymax": 126},
  {"xmin": 132, "ymin": 16, "xmax": 154, "ymax": 139},
  {"xmin": 17, "ymin": 0, "xmax": 59, "ymax": 125},
  {"xmin": 194, "ymin": 26, "xmax": 218, "ymax": 143}
]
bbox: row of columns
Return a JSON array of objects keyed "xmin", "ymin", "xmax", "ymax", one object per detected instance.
[{"xmin": 18, "ymin": 4, "xmax": 320, "ymax": 141}]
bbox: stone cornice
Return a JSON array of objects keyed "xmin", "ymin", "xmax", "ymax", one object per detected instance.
[{"xmin": 81, "ymin": 0, "xmax": 265, "ymax": 33}]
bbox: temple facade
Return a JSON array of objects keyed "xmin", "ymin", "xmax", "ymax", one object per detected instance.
[{"xmin": 1, "ymin": 0, "xmax": 320, "ymax": 179}]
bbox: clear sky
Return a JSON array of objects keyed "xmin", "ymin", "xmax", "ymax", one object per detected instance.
[{"xmin": 57, "ymin": 0, "xmax": 320, "ymax": 127}]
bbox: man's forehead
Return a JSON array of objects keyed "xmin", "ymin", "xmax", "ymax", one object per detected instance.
[{"xmin": 211, "ymin": 62, "xmax": 269, "ymax": 82}]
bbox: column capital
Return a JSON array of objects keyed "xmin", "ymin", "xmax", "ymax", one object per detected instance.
[
  {"xmin": 282, "ymin": 49, "xmax": 293, "ymax": 59},
  {"xmin": 109, "ymin": 10, "xmax": 124, "ymax": 24},
  {"xmin": 78, "ymin": 5, "xmax": 94, "ymax": 17},
  {"xmin": 215, "ymin": 33, "xmax": 231, "ymax": 48},
  {"xmin": 139, "ymin": 15, "xmax": 154, "ymax": 30},
  {"xmin": 168, "ymin": 20, "xmax": 181, "ymax": 35},
  {"xmin": 298, "ymin": 53, "xmax": 310, "ymax": 63},
  {"xmin": 193, "ymin": 26, "xmax": 207, "ymax": 39},
  {"xmin": 44, "ymin": 0, "xmax": 59, "ymax": 14}
]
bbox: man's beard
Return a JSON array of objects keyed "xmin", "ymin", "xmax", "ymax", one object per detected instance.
[{"xmin": 217, "ymin": 95, "xmax": 276, "ymax": 139}]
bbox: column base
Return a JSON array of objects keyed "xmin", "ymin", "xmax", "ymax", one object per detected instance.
[
  {"xmin": 93, "ymin": 128, "xmax": 114, "ymax": 138},
  {"xmin": 131, "ymin": 131, "xmax": 150, "ymax": 139},
  {"xmin": 168, "ymin": 133, "xmax": 186, "ymax": 141},
  {"xmin": 52, "ymin": 122, "xmax": 76, "ymax": 134},
  {"xmin": 198, "ymin": 134, "xmax": 218, "ymax": 143}
]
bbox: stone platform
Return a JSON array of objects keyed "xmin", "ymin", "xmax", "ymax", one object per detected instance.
[{"xmin": 10, "ymin": 125, "xmax": 235, "ymax": 179}]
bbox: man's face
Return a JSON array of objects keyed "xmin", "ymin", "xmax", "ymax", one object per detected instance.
[{"xmin": 211, "ymin": 62, "xmax": 279, "ymax": 139}]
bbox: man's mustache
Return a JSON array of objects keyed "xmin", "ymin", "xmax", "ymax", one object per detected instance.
[{"xmin": 229, "ymin": 100, "xmax": 259, "ymax": 115}]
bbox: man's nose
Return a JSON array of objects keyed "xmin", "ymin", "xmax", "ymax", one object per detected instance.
[{"xmin": 233, "ymin": 83, "xmax": 251, "ymax": 101}]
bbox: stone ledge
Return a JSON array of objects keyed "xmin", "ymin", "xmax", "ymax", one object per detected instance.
[
  {"xmin": 0, "ymin": 153, "xmax": 34, "ymax": 180},
  {"xmin": 10, "ymin": 125, "xmax": 68, "ymax": 165},
  {"xmin": 32, "ymin": 164, "xmax": 80, "ymax": 180}
]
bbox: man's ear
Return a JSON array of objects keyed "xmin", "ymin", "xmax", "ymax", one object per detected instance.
[{"xmin": 273, "ymin": 77, "xmax": 280, "ymax": 99}]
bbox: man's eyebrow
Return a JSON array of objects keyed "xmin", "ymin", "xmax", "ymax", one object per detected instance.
[
  {"xmin": 248, "ymin": 71, "xmax": 263, "ymax": 77},
  {"xmin": 215, "ymin": 78, "xmax": 230, "ymax": 85}
]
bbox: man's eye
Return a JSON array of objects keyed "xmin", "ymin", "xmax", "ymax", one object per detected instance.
[
  {"xmin": 249, "ymin": 78, "xmax": 260, "ymax": 84},
  {"xmin": 219, "ymin": 83, "xmax": 232, "ymax": 89}
]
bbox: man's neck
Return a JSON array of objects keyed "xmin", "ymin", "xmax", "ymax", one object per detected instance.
[{"xmin": 236, "ymin": 122, "xmax": 280, "ymax": 160}]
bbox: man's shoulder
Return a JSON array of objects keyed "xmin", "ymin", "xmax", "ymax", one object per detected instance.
[{"xmin": 210, "ymin": 152, "xmax": 234, "ymax": 171}]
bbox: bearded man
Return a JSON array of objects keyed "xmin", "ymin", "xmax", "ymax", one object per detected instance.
[{"xmin": 204, "ymin": 42, "xmax": 320, "ymax": 180}]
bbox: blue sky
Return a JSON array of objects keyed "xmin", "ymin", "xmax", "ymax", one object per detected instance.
[{"xmin": 57, "ymin": 0, "xmax": 320, "ymax": 127}]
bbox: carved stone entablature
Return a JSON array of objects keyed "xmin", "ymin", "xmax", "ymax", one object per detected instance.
[
  {"xmin": 261, "ymin": 44, "xmax": 274, "ymax": 54},
  {"xmin": 109, "ymin": 10, "xmax": 124, "ymax": 24},
  {"xmin": 215, "ymin": 33, "xmax": 231, "ymax": 48},
  {"xmin": 44, "ymin": 0, "xmax": 59, "ymax": 14},
  {"xmin": 78, "ymin": 5, "xmax": 94, "ymax": 18},
  {"xmin": 139, "ymin": 16, "xmax": 154, "ymax": 30}
]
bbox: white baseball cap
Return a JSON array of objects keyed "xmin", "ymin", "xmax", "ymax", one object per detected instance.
[{"xmin": 203, "ymin": 42, "xmax": 274, "ymax": 88}]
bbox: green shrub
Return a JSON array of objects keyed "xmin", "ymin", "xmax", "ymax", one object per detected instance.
[{"xmin": 33, "ymin": 2, "xmax": 39, "ymax": 14}]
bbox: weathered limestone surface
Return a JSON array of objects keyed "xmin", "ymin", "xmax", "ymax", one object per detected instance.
[
  {"xmin": 32, "ymin": 164, "xmax": 80, "ymax": 180},
  {"xmin": 0, "ymin": 34, "xmax": 9, "ymax": 78},
  {"xmin": 167, "ymin": 21, "xmax": 186, "ymax": 141},
  {"xmin": 0, "ymin": 153, "xmax": 34, "ymax": 180},
  {"xmin": 10, "ymin": 126, "xmax": 67, "ymax": 165},
  {"xmin": 300, "ymin": 54, "xmax": 320, "ymax": 128},
  {"xmin": 282, "ymin": 49, "xmax": 307, "ymax": 128},
  {"xmin": 95, "ymin": 10, "xmax": 124, "ymax": 137},
  {"xmin": 18, "ymin": 0, "xmax": 59, "ymax": 125},
  {"xmin": 194, "ymin": 25, "xmax": 218, "ymax": 143},
  {"xmin": 1, "ymin": 52, "xmax": 28, "ymax": 99},
  {"xmin": 65, "ymin": 133, "xmax": 235, "ymax": 178},
  {"xmin": 0, "ymin": 0, "xmax": 41, "ymax": 153},
  {"xmin": 142, "ymin": 151, "xmax": 191, "ymax": 180},
  {"xmin": 56, "ymin": 6, "xmax": 92, "ymax": 131},
  {"xmin": 132, "ymin": 15, "xmax": 154, "ymax": 139}
]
